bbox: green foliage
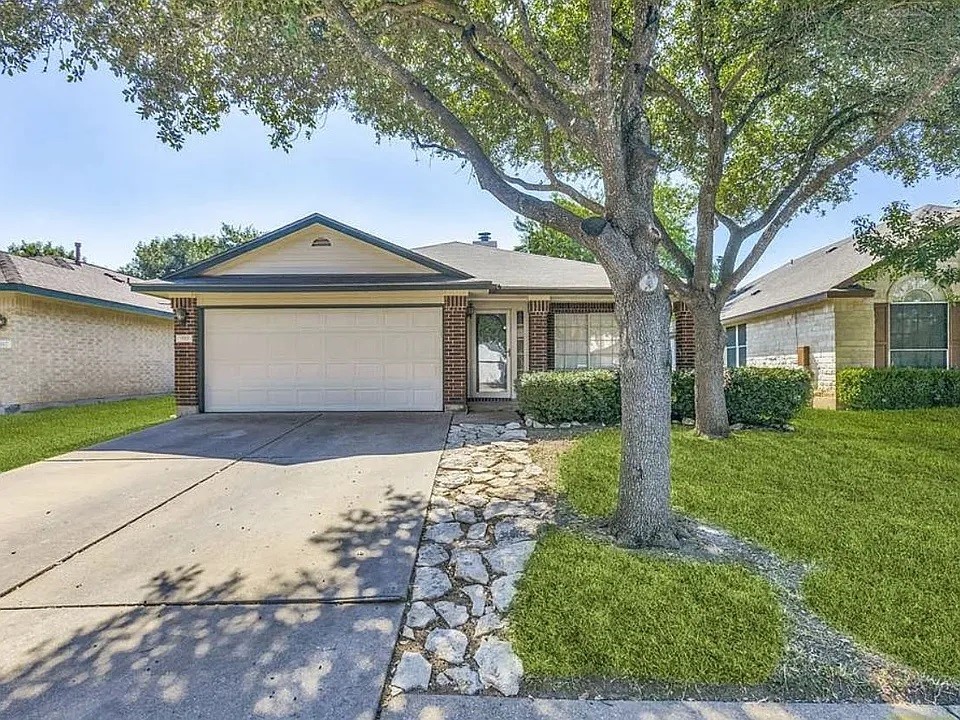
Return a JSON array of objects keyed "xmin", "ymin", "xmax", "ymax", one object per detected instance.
[
  {"xmin": 515, "ymin": 184, "xmax": 697, "ymax": 271},
  {"xmin": 510, "ymin": 529, "xmax": 784, "ymax": 685},
  {"xmin": 120, "ymin": 223, "xmax": 258, "ymax": 279},
  {"xmin": 517, "ymin": 369, "xmax": 620, "ymax": 425},
  {"xmin": 558, "ymin": 409, "xmax": 960, "ymax": 679},
  {"xmin": 520, "ymin": 367, "xmax": 811, "ymax": 427},
  {"xmin": 6, "ymin": 240, "xmax": 72, "ymax": 258},
  {"xmin": 0, "ymin": 396, "xmax": 174, "ymax": 472},
  {"xmin": 853, "ymin": 202, "xmax": 960, "ymax": 290},
  {"xmin": 837, "ymin": 367, "xmax": 960, "ymax": 410}
]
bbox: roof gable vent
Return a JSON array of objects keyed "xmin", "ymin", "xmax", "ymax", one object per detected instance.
[{"xmin": 311, "ymin": 237, "xmax": 332, "ymax": 247}]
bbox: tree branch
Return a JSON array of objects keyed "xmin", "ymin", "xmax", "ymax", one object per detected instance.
[
  {"xmin": 719, "ymin": 52, "xmax": 960, "ymax": 297},
  {"xmin": 647, "ymin": 67, "xmax": 702, "ymax": 126},
  {"xmin": 322, "ymin": 0, "xmax": 587, "ymax": 241}
]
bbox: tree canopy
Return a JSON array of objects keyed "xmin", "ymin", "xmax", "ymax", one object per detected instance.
[
  {"xmin": 6, "ymin": 240, "xmax": 73, "ymax": 259},
  {"xmin": 854, "ymin": 203, "xmax": 960, "ymax": 291},
  {"xmin": 119, "ymin": 224, "xmax": 258, "ymax": 279}
]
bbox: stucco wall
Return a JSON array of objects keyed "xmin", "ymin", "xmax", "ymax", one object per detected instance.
[
  {"xmin": 0, "ymin": 292, "xmax": 173, "ymax": 412},
  {"xmin": 741, "ymin": 302, "xmax": 837, "ymax": 392}
]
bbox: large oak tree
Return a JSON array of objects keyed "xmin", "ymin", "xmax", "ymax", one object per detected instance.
[{"xmin": 4, "ymin": 0, "xmax": 960, "ymax": 545}]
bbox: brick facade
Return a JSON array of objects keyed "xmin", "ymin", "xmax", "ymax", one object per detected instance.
[
  {"xmin": 527, "ymin": 300, "xmax": 551, "ymax": 371},
  {"xmin": 442, "ymin": 295, "xmax": 468, "ymax": 407},
  {"xmin": 172, "ymin": 297, "xmax": 200, "ymax": 414},
  {"xmin": 0, "ymin": 291, "xmax": 172, "ymax": 414}
]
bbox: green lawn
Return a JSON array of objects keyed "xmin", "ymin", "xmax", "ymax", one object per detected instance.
[
  {"xmin": 511, "ymin": 529, "xmax": 784, "ymax": 684},
  {"xmin": 0, "ymin": 396, "xmax": 175, "ymax": 472},
  {"xmin": 558, "ymin": 408, "xmax": 960, "ymax": 680}
]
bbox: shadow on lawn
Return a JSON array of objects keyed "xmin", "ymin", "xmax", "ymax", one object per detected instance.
[{"xmin": 0, "ymin": 489, "xmax": 430, "ymax": 719}]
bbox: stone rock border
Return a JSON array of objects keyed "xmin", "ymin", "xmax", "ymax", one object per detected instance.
[{"xmin": 387, "ymin": 420, "xmax": 554, "ymax": 697}]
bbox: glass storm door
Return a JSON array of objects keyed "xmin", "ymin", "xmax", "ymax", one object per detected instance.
[{"xmin": 474, "ymin": 312, "xmax": 510, "ymax": 397}]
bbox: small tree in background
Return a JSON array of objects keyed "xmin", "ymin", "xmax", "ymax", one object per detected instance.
[
  {"xmin": 854, "ymin": 203, "xmax": 960, "ymax": 291},
  {"xmin": 120, "ymin": 224, "xmax": 258, "ymax": 279},
  {"xmin": 6, "ymin": 241, "xmax": 73, "ymax": 259}
]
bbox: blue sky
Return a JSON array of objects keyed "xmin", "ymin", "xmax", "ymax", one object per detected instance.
[{"xmin": 1, "ymin": 66, "xmax": 957, "ymax": 278}]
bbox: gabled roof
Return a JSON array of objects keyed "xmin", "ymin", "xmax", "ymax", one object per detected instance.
[
  {"xmin": 166, "ymin": 213, "xmax": 473, "ymax": 280},
  {"xmin": 0, "ymin": 251, "xmax": 172, "ymax": 318},
  {"xmin": 721, "ymin": 204, "xmax": 960, "ymax": 323},
  {"xmin": 415, "ymin": 242, "xmax": 611, "ymax": 292}
]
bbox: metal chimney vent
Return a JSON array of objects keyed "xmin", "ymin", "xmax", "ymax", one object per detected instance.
[{"xmin": 474, "ymin": 231, "xmax": 497, "ymax": 248}]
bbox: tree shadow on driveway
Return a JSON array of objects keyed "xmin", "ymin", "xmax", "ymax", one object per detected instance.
[{"xmin": 0, "ymin": 489, "xmax": 431, "ymax": 719}]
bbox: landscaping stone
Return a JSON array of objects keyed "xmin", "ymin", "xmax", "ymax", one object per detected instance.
[
  {"xmin": 435, "ymin": 600, "xmax": 469, "ymax": 628},
  {"xmin": 425, "ymin": 628, "xmax": 468, "ymax": 664},
  {"xmin": 406, "ymin": 601, "xmax": 438, "ymax": 629},
  {"xmin": 494, "ymin": 517, "xmax": 542, "ymax": 543},
  {"xmin": 474, "ymin": 612, "xmax": 504, "ymax": 637},
  {"xmin": 389, "ymin": 420, "xmax": 555, "ymax": 697},
  {"xmin": 454, "ymin": 549, "xmax": 489, "ymax": 584},
  {"xmin": 484, "ymin": 541, "xmax": 536, "ymax": 575},
  {"xmin": 426, "ymin": 522, "xmax": 464, "ymax": 544},
  {"xmin": 475, "ymin": 638, "xmax": 523, "ymax": 696},
  {"xmin": 462, "ymin": 584, "xmax": 487, "ymax": 616},
  {"xmin": 491, "ymin": 574, "xmax": 520, "ymax": 611},
  {"xmin": 412, "ymin": 567, "xmax": 452, "ymax": 601},
  {"xmin": 438, "ymin": 666, "xmax": 483, "ymax": 695},
  {"xmin": 417, "ymin": 543, "xmax": 449, "ymax": 567},
  {"xmin": 392, "ymin": 651, "xmax": 432, "ymax": 692}
]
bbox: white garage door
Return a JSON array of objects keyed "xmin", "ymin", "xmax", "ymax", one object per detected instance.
[{"xmin": 203, "ymin": 307, "xmax": 443, "ymax": 411}]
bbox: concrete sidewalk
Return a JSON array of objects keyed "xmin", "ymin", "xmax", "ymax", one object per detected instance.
[{"xmin": 382, "ymin": 695, "xmax": 960, "ymax": 719}]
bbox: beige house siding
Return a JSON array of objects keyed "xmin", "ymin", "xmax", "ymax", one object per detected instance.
[
  {"xmin": 740, "ymin": 302, "xmax": 837, "ymax": 392},
  {"xmin": 834, "ymin": 297, "xmax": 876, "ymax": 369},
  {"xmin": 0, "ymin": 292, "xmax": 173, "ymax": 412},
  {"xmin": 205, "ymin": 224, "xmax": 434, "ymax": 276}
]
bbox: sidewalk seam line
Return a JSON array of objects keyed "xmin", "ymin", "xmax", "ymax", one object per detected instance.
[{"xmin": 0, "ymin": 413, "xmax": 324, "ymax": 600}]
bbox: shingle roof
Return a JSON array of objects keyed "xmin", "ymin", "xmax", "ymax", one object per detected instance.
[
  {"xmin": 721, "ymin": 204, "xmax": 960, "ymax": 323},
  {"xmin": 0, "ymin": 252, "xmax": 172, "ymax": 317},
  {"xmin": 415, "ymin": 242, "xmax": 611, "ymax": 292}
]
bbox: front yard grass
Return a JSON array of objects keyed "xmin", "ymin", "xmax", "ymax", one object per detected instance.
[
  {"xmin": 511, "ymin": 529, "xmax": 784, "ymax": 684},
  {"xmin": 0, "ymin": 396, "xmax": 175, "ymax": 472},
  {"xmin": 557, "ymin": 408, "xmax": 960, "ymax": 680}
]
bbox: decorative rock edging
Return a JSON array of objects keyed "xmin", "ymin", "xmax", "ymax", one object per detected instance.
[{"xmin": 388, "ymin": 420, "xmax": 554, "ymax": 697}]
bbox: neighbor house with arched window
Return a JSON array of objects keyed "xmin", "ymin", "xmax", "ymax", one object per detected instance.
[{"xmin": 720, "ymin": 204, "xmax": 960, "ymax": 407}]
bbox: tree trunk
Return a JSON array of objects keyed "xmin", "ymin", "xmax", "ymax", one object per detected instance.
[
  {"xmin": 691, "ymin": 300, "xmax": 730, "ymax": 439},
  {"xmin": 611, "ymin": 278, "xmax": 676, "ymax": 547}
]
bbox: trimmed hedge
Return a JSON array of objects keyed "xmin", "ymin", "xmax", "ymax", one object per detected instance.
[
  {"xmin": 837, "ymin": 367, "xmax": 960, "ymax": 410},
  {"xmin": 518, "ymin": 367, "xmax": 812, "ymax": 427}
]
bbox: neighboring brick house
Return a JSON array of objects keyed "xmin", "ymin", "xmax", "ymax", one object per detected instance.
[
  {"xmin": 134, "ymin": 213, "xmax": 695, "ymax": 416},
  {"xmin": 720, "ymin": 204, "xmax": 960, "ymax": 406},
  {"xmin": 0, "ymin": 249, "xmax": 174, "ymax": 414}
]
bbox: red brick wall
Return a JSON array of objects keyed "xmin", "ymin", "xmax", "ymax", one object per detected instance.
[
  {"xmin": 528, "ymin": 300, "xmax": 551, "ymax": 371},
  {"xmin": 171, "ymin": 297, "xmax": 199, "ymax": 412},
  {"xmin": 672, "ymin": 301, "xmax": 695, "ymax": 371},
  {"xmin": 443, "ymin": 296, "xmax": 468, "ymax": 406}
]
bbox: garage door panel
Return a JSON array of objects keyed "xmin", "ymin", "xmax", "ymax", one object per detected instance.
[{"xmin": 204, "ymin": 308, "xmax": 442, "ymax": 411}]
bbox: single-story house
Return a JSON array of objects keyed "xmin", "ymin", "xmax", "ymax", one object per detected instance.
[
  {"xmin": 0, "ymin": 247, "xmax": 174, "ymax": 414},
  {"xmin": 135, "ymin": 213, "xmax": 695, "ymax": 415},
  {"xmin": 721, "ymin": 204, "xmax": 960, "ymax": 405}
]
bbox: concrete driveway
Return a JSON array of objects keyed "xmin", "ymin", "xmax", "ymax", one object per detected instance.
[{"xmin": 0, "ymin": 411, "xmax": 450, "ymax": 719}]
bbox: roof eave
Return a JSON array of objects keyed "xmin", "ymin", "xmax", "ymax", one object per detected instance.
[
  {"xmin": 131, "ymin": 280, "xmax": 496, "ymax": 295},
  {"xmin": 0, "ymin": 284, "xmax": 173, "ymax": 319},
  {"xmin": 721, "ymin": 287, "xmax": 875, "ymax": 324},
  {"xmin": 164, "ymin": 214, "xmax": 475, "ymax": 280}
]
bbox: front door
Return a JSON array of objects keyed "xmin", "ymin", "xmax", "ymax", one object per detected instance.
[{"xmin": 473, "ymin": 311, "xmax": 512, "ymax": 399}]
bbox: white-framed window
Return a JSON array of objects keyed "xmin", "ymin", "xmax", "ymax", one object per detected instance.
[
  {"xmin": 725, "ymin": 323, "xmax": 747, "ymax": 367},
  {"xmin": 889, "ymin": 277, "xmax": 949, "ymax": 368},
  {"xmin": 554, "ymin": 313, "xmax": 619, "ymax": 370}
]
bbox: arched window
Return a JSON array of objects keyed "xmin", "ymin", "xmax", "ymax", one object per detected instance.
[{"xmin": 888, "ymin": 277, "xmax": 949, "ymax": 368}]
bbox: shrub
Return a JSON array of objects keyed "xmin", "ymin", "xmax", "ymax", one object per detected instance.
[
  {"xmin": 837, "ymin": 367, "xmax": 960, "ymax": 410},
  {"xmin": 517, "ymin": 369, "xmax": 620, "ymax": 425},
  {"xmin": 519, "ymin": 367, "xmax": 813, "ymax": 427}
]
